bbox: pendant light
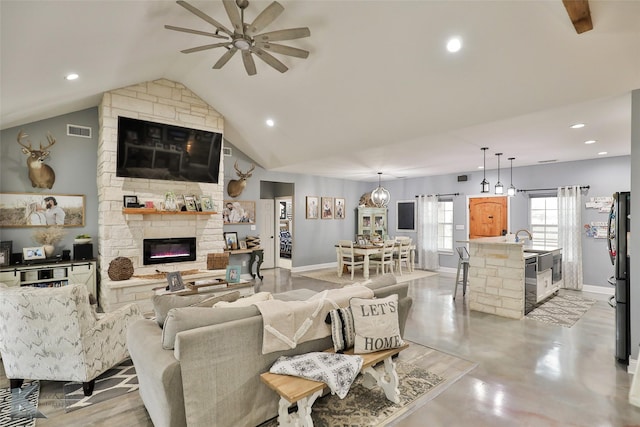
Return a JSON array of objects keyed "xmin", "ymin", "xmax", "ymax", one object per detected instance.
[
  {"xmin": 494, "ymin": 153, "xmax": 504, "ymax": 194},
  {"xmin": 371, "ymin": 172, "xmax": 391, "ymax": 207},
  {"xmin": 480, "ymin": 147, "xmax": 490, "ymax": 193},
  {"xmin": 507, "ymin": 157, "xmax": 516, "ymax": 196}
]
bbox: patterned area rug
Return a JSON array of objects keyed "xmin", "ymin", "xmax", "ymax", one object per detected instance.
[
  {"xmin": 63, "ymin": 359, "xmax": 138, "ymax": 412},
  {"xmin": 0, "ymin": 381, "xmax": 40, "ymax": 427},
  {"xmin": 259, "ymin": 360, "xmax": 444, "ymax": 427},
  {"xmin": 297, "ymin": 268, "xmax": 438, "ymax": 285},
  {"xmin": 526, "ymin": 293, "xmax": 596, "ymax": 327}
]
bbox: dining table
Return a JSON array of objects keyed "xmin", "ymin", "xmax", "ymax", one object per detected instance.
[{"xmin": 335, "ymin": 243, "xmax": 415, "ymax": 279}]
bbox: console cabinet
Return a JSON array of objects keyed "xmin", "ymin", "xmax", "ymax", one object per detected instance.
[
  {"xmin": 357, "ymin": 207, "xmax": 388, "ymax": 239},
  {"xmin": 0, "ymin": 260, "xmax": 97, "ymax": 296}
]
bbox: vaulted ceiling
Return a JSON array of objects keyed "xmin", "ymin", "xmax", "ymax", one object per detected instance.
[{"xmin": 1, "ymin": 1, "xmax": 639, "ymax": 181}]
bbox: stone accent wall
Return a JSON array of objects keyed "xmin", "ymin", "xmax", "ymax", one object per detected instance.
[
  {"xmin": 97, "ymin": 79, "xmax": 225, "ymax": 310},
  {"xmin": 468, "ymin": 241, "xmax": 525, "ymax": 319}
]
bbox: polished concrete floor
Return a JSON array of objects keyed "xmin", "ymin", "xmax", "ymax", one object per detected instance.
[{"xmin": 2, "ymin": 268, "xmax": 640, "ymax": 426}]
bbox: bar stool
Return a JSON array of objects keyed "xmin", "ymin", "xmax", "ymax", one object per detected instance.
[{"xmin": 453, "ymin": 247, "xmax": 469, "ymax": 300}]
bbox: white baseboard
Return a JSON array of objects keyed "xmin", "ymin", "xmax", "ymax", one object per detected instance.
[
  {"xmin": 437, "ymin": 266, "xmax": 457, "ymax": 275},
  {"xmin": 291, "ymin": 262, "xmax": 337, "ymax": 274},
  {"xmin": 581, "ymin": 284, "xmax": 615, "ymax": 296},
  {"xmin": 629, "ymin": 357, "xmax": 638, "ymax": 374}
]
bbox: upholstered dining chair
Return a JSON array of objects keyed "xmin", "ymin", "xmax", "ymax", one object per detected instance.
[
  {"xmin": 337, "ymin": 240, "xmax": 365, "ymax": 280},
  {"xmin": 0, "ymin": 283, "xmax": 142, "ymax": 395},
  {"xmin": 370, "ymin": 239, "xmax": 395, "ymax": 275},
  {"xmin": 394, "ymin": 237, "xmax": 412, "ymax": 275}
]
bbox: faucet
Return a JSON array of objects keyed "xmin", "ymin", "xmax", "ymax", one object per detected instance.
[{"xmin": 515, "ymin": 229, "xmax": 532, "ymax": 243}]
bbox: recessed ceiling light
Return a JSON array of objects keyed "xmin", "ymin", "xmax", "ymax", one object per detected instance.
[
  {"xmin": 584, "ymin": 140, "xmax": 596, "ymax": 144},
  {"xmin": 265, "ymin": 119, "xmax": 275, "ymax": 127},
  {"xmin": 446, "ymin": 37, "xmax": 462, "ymax": 53},
  {"xmin": 598, "ymin": 151, "xmax": 607, "ymax": 155},
  {"xmin": 65, "ymin": 73, "xmax": 79, "ymax": 81},
  {"xmin": 570, "ymin": 123, "xmax": 585, "ymax": 129},
  {"xmin": 478, "ymin": 166, "xmax": 484, "ymax": 169}
]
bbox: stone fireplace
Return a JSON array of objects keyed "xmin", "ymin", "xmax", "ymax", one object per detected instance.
[{"xmin": 97, "ymin": 79, "xmax": 225, "ymax": 311}]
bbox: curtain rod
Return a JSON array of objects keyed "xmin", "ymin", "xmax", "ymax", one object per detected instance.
[
  {"xmin": 517, "ymin": 185, "xmax": 590, "ymax": 193},
  {"xmin": 414, "ymin": 192, "xmax": 460, "ymax": 198}
]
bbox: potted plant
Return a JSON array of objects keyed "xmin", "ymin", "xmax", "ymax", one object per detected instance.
[{"xmin": 32, "ymin": 226, "xmax": 66, "ymax": 258}]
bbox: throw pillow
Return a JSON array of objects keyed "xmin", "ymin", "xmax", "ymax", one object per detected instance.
[
  {"xmin": 213, "ymin": 291, "xmax": 273, "ymax": 307},
  {"xmin": 152, "ymin": 291, "xmax": 240, "ymax": 327},
  {"xmin": 325, "ymin": 306, "xmax": 356, "ymax": 353},
  {"xmin": 350, "ymin": 294, "xmax": 404, "ymax": 354}
]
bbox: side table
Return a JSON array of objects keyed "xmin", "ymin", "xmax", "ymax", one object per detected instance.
[{"xmin": 249, "ymin": 249, "xmax": 264, "ymax": 280}]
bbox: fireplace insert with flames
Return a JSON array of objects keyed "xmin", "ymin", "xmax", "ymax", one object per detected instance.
[{"xmin": 143, "ymin": 237, "xmax": 196, "ymax": 265}]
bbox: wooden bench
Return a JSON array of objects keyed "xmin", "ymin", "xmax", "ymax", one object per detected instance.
[{"xmin": 260, "ymin": 343, "xmax": 409, "ymax": 427}]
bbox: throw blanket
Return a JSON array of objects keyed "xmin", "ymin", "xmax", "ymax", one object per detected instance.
[
  {"xmin": 270, "ymin": 352, "xmax": 363, "ymax": 399},
  {"xmin": 254, "ymin": 285, "xmax": 374, "ymax": 354}
]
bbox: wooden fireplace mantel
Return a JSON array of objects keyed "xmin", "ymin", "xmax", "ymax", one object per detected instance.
[{"xmin": 122, "ymin": 208, "xmax": 218, "ymax": 216}]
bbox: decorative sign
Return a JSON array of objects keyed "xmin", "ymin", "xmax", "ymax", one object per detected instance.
[
  {"xmin": 585, "ymin": 197, "xmax": 613, "ymax": 213},
  {"xmin": 584, "ymin": 221, "xmax": 608, "ymax": 239}
]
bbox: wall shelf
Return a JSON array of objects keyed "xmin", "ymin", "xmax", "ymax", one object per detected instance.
[{"xmin": 122, "ymin": 208, "xmax": 217, "ymax": 216}]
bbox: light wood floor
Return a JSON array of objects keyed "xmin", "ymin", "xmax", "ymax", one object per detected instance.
[{"xmin": 2, "ymin": 269, "xmax": 639, "ymax": 426}]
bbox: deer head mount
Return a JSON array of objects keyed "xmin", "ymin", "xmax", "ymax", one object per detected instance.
[
  {"xmin": 227, "ymin": 161, "xmax": 255, "ymax": 198},
  {"xmin": 17, "ymin": 130, "xmax": 57, "ymax": 189}
]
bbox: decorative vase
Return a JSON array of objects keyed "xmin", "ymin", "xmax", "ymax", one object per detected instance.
[{"xmin": 43, "ymin": 244, "xmax": 55, "ymax": 258}]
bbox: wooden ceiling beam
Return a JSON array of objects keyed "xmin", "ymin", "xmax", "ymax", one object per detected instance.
[{"xmin": 562, "ymin": 0, "xmax": 593, "ymax": 34}]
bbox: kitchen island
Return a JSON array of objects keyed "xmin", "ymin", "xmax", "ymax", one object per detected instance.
[{"xmin": 464, "ymin": 237, "xmax": 561, "ymax": 320}]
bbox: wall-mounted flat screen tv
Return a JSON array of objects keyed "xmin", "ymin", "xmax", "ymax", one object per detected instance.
[{"xmin": 116, "ymin": 116, "xmax": 223, "ymax": 183}]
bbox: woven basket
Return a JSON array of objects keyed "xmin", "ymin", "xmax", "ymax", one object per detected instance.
[
  {"xmin": 108, "ymin": 257, "xmax": 134, "ymax": 281},
  {"xmin": 207, "ymin": 252, "xmax": 229, "ymax": 270}
]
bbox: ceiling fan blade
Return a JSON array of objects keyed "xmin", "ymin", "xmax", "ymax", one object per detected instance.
[
  {"xmin": 252, "ymin": 47, "xmax": 288, "ymax": 73},
  {"xmin": 213, "ymin": 47, "xmax": 238, "ymax": 69},
  {"xmin": 254, "ymin": 27, "xmax": 310, "ymax": 43},
  {"xmin": 254, "ymin": 42, "xmax": 309, "ymax": 59},
  {"xmin": 222, "ymin": 0, "xmax": 243, "ymax": 34},
  {"xmin": 245, "ymin": 1, "xmax": 284, "ymax": 36},
  {"xmin": 164, "ymin": 25, "xmax": 228, "ymax": 39},
  {"xmin": 181, "ymin": 42, "xmax": 231, "ymax": 54},
  {"xmin": 242, "ymin": 50, "xmax": 257, "ymax": 76},
  {"xmin": 177, "ymin": 0, "xmax": 234, "ymax": 37}
]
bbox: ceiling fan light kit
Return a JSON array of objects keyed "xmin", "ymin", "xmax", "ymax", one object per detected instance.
[{"xmin": 166, "ymin": 0, "xmax": 311, "ymax": 76}]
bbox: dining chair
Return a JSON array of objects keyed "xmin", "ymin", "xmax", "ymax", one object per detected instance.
[
  {"xmin": 370, "ymin": 239, "xmax": 395, "ymax": 275},
  {"xmin": 394, "ymin": 237, "xmax": 412, "ymax": 275},
  {"xmin": 337, "ymin": 240, "xmax": 365, "ymax": 280}
]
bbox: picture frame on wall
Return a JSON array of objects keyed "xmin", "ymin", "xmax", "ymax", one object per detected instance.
[
  {"xmin": 321, "ymin": 197, "xmax": 334, "ymax": 219},
  {"xmin": 224, "ymin": 232, "xmax": 239, "ymax": 250},
  {"xmin": 279, "ymin": 201, "xmax": 287, "ymax": 220},
  {"xmin": 334, "ymin": 198, "xmax": 345, "ymax": 219},
  {"xmin": 0, "ymin": 193, "xmax": 86, "ymax": 228},
  {"xmin": 306, "ymin": 196, "xmax": 319, "ymax": 219},
  {"xmin": 222, "ymin": 200, "xmax": 256, "ymax": 224},
  {"xmin": 166, "ymin": 271, "xmax": 185, "ymax": 292}
]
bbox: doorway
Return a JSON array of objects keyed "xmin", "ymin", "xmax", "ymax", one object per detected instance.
[
  {"xmin": 468, "ymin": 196, "xmax": 509, "ymax": 239},
  {"xmin": 259, "ymin": 181, "xmax": 294, "ymax": 270},
  {"xmin": 276, "ymin": 197, "xmax": 293, "ymax": 269}
]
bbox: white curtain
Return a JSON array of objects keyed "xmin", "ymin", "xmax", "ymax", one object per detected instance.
[
  {"xmin": 557, "ymin": 186, "xmax": 583, "ymax": 290},
  {"xmin": 417, "ymin": 195, "xmax": 439, "ymax": 270}
]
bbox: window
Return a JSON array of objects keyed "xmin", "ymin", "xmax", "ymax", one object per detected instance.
[
  {"xmin": 529, "ymin": 196, "xmax": 558, "ymax": 247},
  {"xmin": 438, "ymin": 200, "xmax": 454, "ymax": 252}
]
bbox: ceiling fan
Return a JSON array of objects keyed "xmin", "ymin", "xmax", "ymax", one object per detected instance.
[{"xmin": 165, "ymin": 0, "xmax": 310, "ymax": 76}]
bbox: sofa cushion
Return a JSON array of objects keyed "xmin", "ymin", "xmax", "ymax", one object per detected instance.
[
  {"xmin": 274, "ymin": 288, "xmax": 317, "ymax": 301},
  {"xmin": 350, "ymin": 294, "xmax": 404, "ymax": 354},
  {"xmin": 162, "ymin": 305, "xmax": 260, "ymax": 350},
  {"xmin": 213, "ymin": 291, "xmax": 272, "ymax": 307},
  {"xmin": 152, "ymin": 291, "xmax": 241, "ymax": 327},
  {"xmin": 364, "ymin": 273, "xmax": 397, "ymax": 290}
]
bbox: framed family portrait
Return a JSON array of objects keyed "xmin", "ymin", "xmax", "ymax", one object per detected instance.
[
  {"xmin": 166, "ymin": 271, "xmax": 185, "ymax": 292},
  {"xmin": 321, "ymin": 197, "xmax": 334, "ymax": 219},
  {"xmin": 306, "ymin": 196, "xmax": 319, "ymax": 219},
  {"xmin": 223, "ymin": 200, "xmax": 256, "ymax": 224},
  {"xmin": 224, "ymin": 232, "xmax": 239, "ymax": 250},
  {"xmin": 0, "ymin": 192, "xmax": 86, "ymax": 228},
  {"xmin": 334, "ymin": 198, "xmax": 345, "ymax": 219}
]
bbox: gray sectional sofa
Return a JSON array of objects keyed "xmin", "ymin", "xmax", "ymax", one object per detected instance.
[{"xmin": 127, "ymin": 274, "xmax": 413, "ymax": 427}]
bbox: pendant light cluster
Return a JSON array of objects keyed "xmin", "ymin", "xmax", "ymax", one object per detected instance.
[
  {"xmin": 371, "ymin": 172, "xmax": 390, "ymax": 207},
  {"xmin": 479, "ymin": 148, "xmax": 517, "ymax": 196}
]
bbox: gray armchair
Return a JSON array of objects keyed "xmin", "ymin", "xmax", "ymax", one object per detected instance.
[{"xmin": 0, "ymin": 283, "xmax": 142, "ymax": 395}]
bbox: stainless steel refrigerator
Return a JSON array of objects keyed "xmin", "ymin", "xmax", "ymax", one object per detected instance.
[{"xmin": 607, "ymin": 191, "xmax": 631, "ymax": 364}]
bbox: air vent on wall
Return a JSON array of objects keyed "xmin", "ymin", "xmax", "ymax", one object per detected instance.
[
  {"xmin": 538, "ymin": 159, "xmax": 558, "ymax": 164},
  {"xmin": 223, "ymin": 147, "xmax": 232, "ymax": 157},
  {"xmin": 67, "ymin": 124, "xmax": 92, "ymax": 138}
]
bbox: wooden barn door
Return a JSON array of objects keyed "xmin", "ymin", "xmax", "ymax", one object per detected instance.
[{"xmin": 469, "ymin": 197, "xmax": 508, "ymax": 239}]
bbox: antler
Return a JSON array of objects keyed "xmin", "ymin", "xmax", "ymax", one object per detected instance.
[
  {"xmin": 234, "ymin": 161, "xmax": 256, "ymax": 178},
  {"xmin": 40, "ymin": 133, "xmax": 56, "ymax": 151},
  {"xmin": 16, "ymin": 130, "xmax": 32, "ymax": 150}
]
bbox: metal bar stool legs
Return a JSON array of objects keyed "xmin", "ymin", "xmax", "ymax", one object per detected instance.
[{"xmin": 453, "ymin": 247, "xmax": 469, "ymax": 300}]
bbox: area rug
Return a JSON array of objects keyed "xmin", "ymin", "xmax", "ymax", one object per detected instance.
[
  {"xmin": 298, "ymin": 268, "xmax": 438, "ymax": 285},
  {"xmin": 526, "ymin": 293, "xmax": 596, "ymax": 327},
  {"xmin": 0, "ymin": 381, "xmax": 40, "ymax": 427},
  {"xmin": 63, "ymin": 359, "xmax": 138, "ymax": 412},
  {"xmin": 260, "ymin": 361, "xmax": 443, "ymax": 427}
]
